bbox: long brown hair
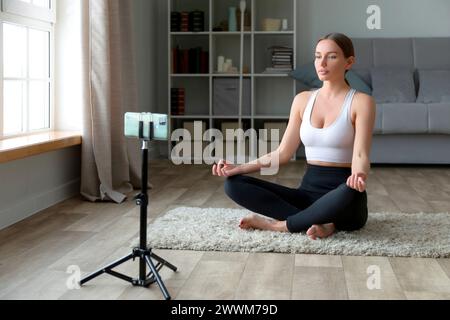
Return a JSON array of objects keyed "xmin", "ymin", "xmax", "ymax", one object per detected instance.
[{"xmin": 317, "ymin": 33, "xmax": 354, "ymax": 86}]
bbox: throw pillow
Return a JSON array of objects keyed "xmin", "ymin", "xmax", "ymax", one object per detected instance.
[
  {"xmin": 290, "ymin": 62, "xmax": 372, "ymax": 95},
  {"xmin": 416, "ymin": 69, "xmax": 450, "ymax": 103},
  {"xmin": 289, "ymin": 62, "xmax": 322, "ymax": 88},
  {"xmin": 370, "ymin": 67, "xmax": 416, "ymax": 103},
  {"xmin": 345, "ymin": 70, "xmax": 372, "ymax": 95}
]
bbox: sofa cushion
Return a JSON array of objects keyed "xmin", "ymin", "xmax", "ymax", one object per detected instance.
[
  {"xmin": 345, "ymin": 70, "xmax": 372, "ymax": 95},
  {"xmin": 428, "ymin": 103, "xmax": 450, "ymax": 134},
  {"xmin": 382, "ymin": 103, "xmax": 428, "ymax": 134},
  {"xmin": 351, "ymin": 38, "xmax": 373, "ymax": 69},
  {"xmin": 372, "ymin": 38, "xmax": 414, "ymax": 68},
  {"xmin": 371, "ymin": 67, "xmax": 416, "ymax": 103},
  {"xmin": 416, "ymin": 69, "xmax": 450, "ymax": 103},
  {"xmin": 414, "ymin": 38, "xmax": 450, "ymax": 69},
  {"xmin": 373, "ymin": 103, "xmax": 383, "ymax": 134},
  {"xmin": 352, "ymin": 68, "xmax": 371, "ymax": 88},
  {"xmin": 289, "ymin": 62, "xmax": 322, "ymax": 88}
]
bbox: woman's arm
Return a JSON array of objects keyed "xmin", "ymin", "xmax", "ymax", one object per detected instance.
[
  {"xmin": 347, "ymin": 93, "xmax": 376, "ymax": 191},
  {"xmin": 215, "ymin": 92, "xmax": 307, "ymax": 177},
  {"xmin": 237, "ymin": 92, "xmax": 306, "ymax": 175}
]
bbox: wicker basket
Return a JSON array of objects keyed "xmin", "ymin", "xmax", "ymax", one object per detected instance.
[{"xmin": 262, "ymin": 18, "xmax": 281, "ymax": 31}]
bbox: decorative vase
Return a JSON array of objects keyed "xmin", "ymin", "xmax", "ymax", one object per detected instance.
[
  {"xmin": 228, "ymin": 7, "xmax": 237, "ymax": 32},
  {"xmin": 282, "ymin": 19, "xmax": 288, "ymax": 31}
]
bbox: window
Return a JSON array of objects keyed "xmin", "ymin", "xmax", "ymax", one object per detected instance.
[
  {"xmin": 1, "ymin": 0, "xmax": 54, "ymax": 138},
  {"xmin": 3, "ymin": 0, "xmax": 55, "ymax": 22},
  {"xmin": 19, "ymin": 0, "xmax": 50, "ymax": 7}
]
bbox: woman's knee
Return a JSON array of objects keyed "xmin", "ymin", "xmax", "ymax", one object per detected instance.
[
  {"xmin": 285, "ymin": 217, "xmax": 299, "ymax": 233},
  {"xmin": 333, "ymin": 184, "xmax": 368, "ymax": 231},
  {"xmin": 224, "ymin": 174, "xmax": 245, "ymax": 199},
  {"xmin": 338, "ymin": 182, "xmax": 369, "ymax": 203},
  {"xmin": 336, "ymin": 214, "xmax": 367, "ymax": 231},
  {"xmin": 339, "ymin": 182, "xmax": 357, "ymax": 193},
  {"xmin": 335, "ymin": 205, "xmax": 368, "ymax": 231}
]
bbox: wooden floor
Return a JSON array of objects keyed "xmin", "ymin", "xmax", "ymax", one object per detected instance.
[{"xmin": 1, "ymin": 159, "xmax": 450, "ymax": 300}]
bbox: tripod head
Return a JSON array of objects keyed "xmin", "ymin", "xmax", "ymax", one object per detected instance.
[{"xmin": 138, "ymin": 120, "xmax": 154, "ymax": 142}]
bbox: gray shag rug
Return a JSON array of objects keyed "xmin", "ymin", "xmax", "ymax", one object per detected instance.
[{"xmin": 133, "ymin": 207, "xmax": 450, "ymax": 258}]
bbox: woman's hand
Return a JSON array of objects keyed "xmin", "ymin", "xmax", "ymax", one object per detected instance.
[
  {"xmin": 346, "ymin": 172, "xmax": 367, "ymax": 192},
  {"xmin": 212, "ymin": 159, "xmax": 241, "ymax": 177}
]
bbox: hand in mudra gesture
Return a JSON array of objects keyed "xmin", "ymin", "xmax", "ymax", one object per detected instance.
[
  {"xmin": 212, "ymin": 159, "xmax": 241, "ymax": 177},
  {"xmin": 346, "ymin": 172, "xmax": 367, "ymax": 192}
]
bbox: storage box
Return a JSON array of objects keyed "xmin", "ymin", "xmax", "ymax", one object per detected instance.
[
  {"xmin": 213, "ymin": 78, "xmax": 251, "ymax": 116},
  {"xmin": 172, "ymin": 140, "xmax": 209, "ymax": 158},
  {"xmin": 221, "ymin": 121, "xmax": 240, "ymax": 133},
  {"xmin": 183, "ymin": 121, "xmax": 207, "ymax": 140},
  {"xmin": 221, "ymin": 121, "xmax": 251, "ymax": 141},
  {"xmin": 262, "ymin": 122, "xmax": 288, "ymax": 141},
  {"xmin": 214, "ymin": 140, "xmax": 251, "ymax": 162}
]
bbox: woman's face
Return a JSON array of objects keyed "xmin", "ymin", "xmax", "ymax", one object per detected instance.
[{"xmin": 314, "ymin": 39, "xmax": 354, "ymax": 82}]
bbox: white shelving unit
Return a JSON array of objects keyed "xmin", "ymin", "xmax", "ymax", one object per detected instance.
[{"xmin": 168, "ymin": 0, "xmax": 297, "ymax": 163}]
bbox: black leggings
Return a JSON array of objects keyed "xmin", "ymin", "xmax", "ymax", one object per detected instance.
[{"xmin": 224, "ymin": 164, "xmax": 368, "ymax": 233}]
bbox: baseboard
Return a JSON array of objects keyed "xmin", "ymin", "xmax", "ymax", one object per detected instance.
[{"xmin": 0, "ymin": 178, "xmax": 81, "ymax": 231}]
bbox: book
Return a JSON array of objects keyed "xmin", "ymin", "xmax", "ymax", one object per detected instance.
[
  {"xmin": 200, "ymin": 51, "xmax": 209, "ymax": 73},
  {"xmin": 171, "ymin": 12, "xmax": 181, "ymax": 32},
  {"xmin": 189, "ymin": 10, "xmax": 205, "ymax": 32},
  {"xmin": 171, "ymin": 88, "xmax": 185, "ymax": 115},
  {"xmin": 180, "ymin": 12, "xmax": 189, "ymax": 32},
  {"xmin": 171, "ymin": 47, "xmax": 178, "ymax": 73},
  {"xmin": 263, "ymin": 67, "xmax": 292, "ymax": 74}
]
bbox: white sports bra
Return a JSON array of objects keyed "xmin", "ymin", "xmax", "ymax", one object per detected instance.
[{"xmin": 300, "ymin": 88, "xmax": 356, "ymax": 163}]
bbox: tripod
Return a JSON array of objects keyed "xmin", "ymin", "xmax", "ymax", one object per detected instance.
[{"xmin": 79, "ymin": 121, "xmax": 177, "ymax": 300}]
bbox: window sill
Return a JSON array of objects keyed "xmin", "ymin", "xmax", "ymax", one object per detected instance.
[{"xmin": 0, "ymin": 131, "xmax": 82, "ymax": 164}]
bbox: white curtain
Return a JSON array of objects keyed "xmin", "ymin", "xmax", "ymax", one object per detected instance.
[{"xmin": 56, "ymin": 0, "xmax": 142, "ymax": 203}]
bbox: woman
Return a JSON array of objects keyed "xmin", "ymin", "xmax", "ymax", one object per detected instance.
[{"xmin": 212, "ymin": 33, "xmax": 376, "ymax": 240}]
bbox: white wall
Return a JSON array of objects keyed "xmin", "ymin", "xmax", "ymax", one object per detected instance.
[
  {"xmin": 132, "ymin": 0, "xmax": 157, "ymax": 113},
  {"xmin": 296, "ymin": 0, "xmax": 450, "ymax": 64},
  {"xmin": 0, "ymin": 146, "xmax": 81, "ymax": 230},
  {"xmin": 54, "ymin": 0, "xmax": 83, "ymax": 131}
]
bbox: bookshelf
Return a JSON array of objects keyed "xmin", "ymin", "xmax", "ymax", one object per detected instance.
[{"xmin": 168, "ymin": 0, "xmax": 297, "ymax": 163}]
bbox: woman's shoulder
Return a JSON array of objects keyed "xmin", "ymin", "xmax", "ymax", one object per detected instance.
[
  {"xmin": 296, "ymin": 89, "xmax": 316, "ymax": 100},
  {"xmin": 296, "ymin": 89, "xmax": 318, "ymax": 106},
  {"xmin": 294, "ymin": 90, "xmax": 315, "ymax": 120},
  {"xmin": 353, "ymin": 90, "xmax": 375, "ymax": 105},
  {"xmin": 352, "ymin": 91, "xmax": 376, "ymax": 119}
]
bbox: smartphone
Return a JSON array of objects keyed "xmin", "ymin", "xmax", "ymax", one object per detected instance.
[{"xmin": 124, "ymin": 112, "xmax": 168, "ymax": 141}]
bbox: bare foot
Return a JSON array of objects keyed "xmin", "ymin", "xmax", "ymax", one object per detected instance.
[
  {"xmin": 306, "ymin": 223, "xmax": 335, "ymax": 240},
  {"xmin": 239, "ymin": 214, "xmax": 287, "ymax": 232}
]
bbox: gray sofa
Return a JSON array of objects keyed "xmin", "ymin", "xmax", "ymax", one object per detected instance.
[{"xmin": 351, "ymin": 37, "xmax": 450, "ymax": 164}]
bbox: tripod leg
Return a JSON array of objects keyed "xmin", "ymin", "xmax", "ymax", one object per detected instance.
[
  {"xmin": 150, "ymin": 252, "xmax": 177, "ymax": 272},
  {"xmin": 145, "ymin": 255, "xmax": 171, "ymax": 300},
  {"xmin": 80, "ymin": 253, "xmax": 134, "ymax": 286}
]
